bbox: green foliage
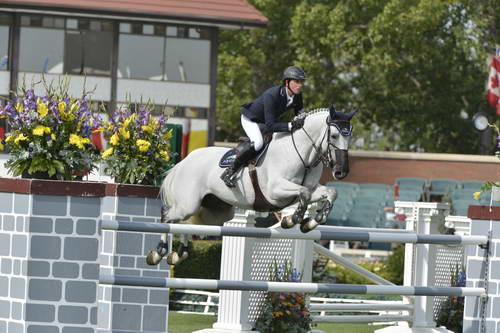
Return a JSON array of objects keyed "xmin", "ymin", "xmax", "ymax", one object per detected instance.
[
  {"xmin": 437, "ymin": 265, "xmax": 466, "ymax": 332},
  {"xmin": 382, "ymin": 245, "xmax": 405, "ymax": 285},
  {"xmin": 101, "ymin": 101, "xmax": 175, "ymax": 185},
  {"xmin": 254, "ymin": 261, "xmax": 313, "ymax": 333},
  {"xmin": 172, "ymin": 240, "xmax": 222, "ymax": 280},
  {"xmin": 217, "ymin": 0, "xmax": 498, "ymax": 153}
]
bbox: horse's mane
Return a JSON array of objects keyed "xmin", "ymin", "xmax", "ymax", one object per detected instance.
[{"xmin": 294, "ymin": 108, "xmax": 329, "ymax": 120}]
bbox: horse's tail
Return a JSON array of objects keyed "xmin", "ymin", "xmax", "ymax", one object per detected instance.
[{"xmin": 159, "ymin": 167, "xmax": 175, "ymax": 209}]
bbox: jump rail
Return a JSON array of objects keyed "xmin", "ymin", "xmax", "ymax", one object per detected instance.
[
  {"xmin": 311, "ymin": 315, "xmax": 413, "ymax": 323},
  {"xmin": 99, "ymin": 274, "xmax": 486, "ymax": 297},
  {"xmin": 309, "ymin": 303, "xmax": 414, "ymax": 311},
  {"xmin": 101, "ymin": 220, "xmax": 488, "ymax": 245}
]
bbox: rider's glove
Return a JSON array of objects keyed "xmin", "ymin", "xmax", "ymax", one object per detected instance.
[{"xmin": 291, "ymin": 117, "xmax": 305, "ymax": 131}]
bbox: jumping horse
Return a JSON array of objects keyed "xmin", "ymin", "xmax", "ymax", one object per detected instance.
[{"xmin": 146, "ymin": 106, "xmax": 355, "ymax": 265}]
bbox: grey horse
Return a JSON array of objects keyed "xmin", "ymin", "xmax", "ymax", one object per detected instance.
[{"xmin": 147, "ymin": 106, "xmax": 355, "ymax": 265}]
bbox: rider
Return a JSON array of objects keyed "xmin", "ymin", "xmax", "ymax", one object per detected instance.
[{"xmin": 220, "ymin": 65, "xmax": 307, "ymax": 187}]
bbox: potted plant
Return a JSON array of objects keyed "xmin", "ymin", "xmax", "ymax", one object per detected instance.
[
  {"xmin": 101, "ymin": 102, "xmax": 175, "ymax": 185},
  {"xmin": 254, "ymin": 261, "xmax": 313, "ymax": 333},
  {"xmin": 0, "ymin": 80, "xmax": 103, "ymax": 180}
]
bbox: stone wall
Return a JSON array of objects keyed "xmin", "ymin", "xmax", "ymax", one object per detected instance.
[
  {"xmin": 464, "ymin": 206, "xmax": 500, "ymax": 332},
  {"xmin": 0, "ymin": 178, "xmax": 169, "ymax": 333}
]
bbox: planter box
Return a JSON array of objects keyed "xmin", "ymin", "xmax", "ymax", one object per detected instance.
[{"xmin": 0, "ymin": 178, "xmax": 169, "ymax": 333}]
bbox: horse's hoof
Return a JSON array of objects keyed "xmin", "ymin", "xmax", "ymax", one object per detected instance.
[
  {"xmin": 281, "ymin": 216, "xmax": 295, "ymax": 229},
  {"xmin": 166, "ymin": 252, "xmax": 180, "ymax": 265},
  {"xmin": 300, "ymin": 218, "xmax": 319, "ymax": 233},
  {"xmin": 146, "ymin": 251, "xmax": 163, "ymax": 266}
]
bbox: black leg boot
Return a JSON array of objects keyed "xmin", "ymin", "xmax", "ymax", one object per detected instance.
[{"xmin": 220, "ymin": 143, "xmax": 257, "ymax": 188}]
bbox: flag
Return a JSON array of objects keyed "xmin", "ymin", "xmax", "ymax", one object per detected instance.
[{"xmin": 487, "ymin": 55, "xmax": 500, "ymax": 115}]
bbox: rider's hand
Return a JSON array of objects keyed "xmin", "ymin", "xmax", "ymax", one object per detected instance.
[{"xmin": 291, "ymin": 117, "xmax": 305, "ymax": 131}]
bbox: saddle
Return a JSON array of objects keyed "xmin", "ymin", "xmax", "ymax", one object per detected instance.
[{"xmin": 219, "ymin": 134, "xmax": 279, "ymax": 212}]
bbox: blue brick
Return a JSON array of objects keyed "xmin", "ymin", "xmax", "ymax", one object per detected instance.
[
  {"xmin": 52, "ymin": 262, "xmax": 79, "ymax": 278},
  {"xmin": 76, "ymin": 219, "xmax": 96, "ymax": 235},
  {"xmin": 65, "ymin": 281, "xmax": 96, "ymax": 303},
  {"xmin": 28, "ymin": 217, "xmax": 53, "ymax": 233},
  {"xmin": 27, "ymin": 325, "xmax": 59, "ymax": 333},
  {"xmin": 146, "ymin": 198, "xmax": 162, "ymax": 217},
  {"xmin": 28, "ymin": 279, "xmax": 62, "ymax": 301},
  {"xmin": 26, "ymin": 303, "xmax": 55, "ymax": 322},
  {"xmin": 64, "ymin": 237, "xmax": 98, "ymax": 261},
  {"xmin": 33, "ymin": 195, "xmax": 67, "ymax": 216},
  {"xmin": 70, "ymin": 197, "xmax": 100, "ymax": 217},
  {"xmin": 55, "ymin": 218, "xmax": 74, "ymax": 234},
  {"xmin": 27, "ymin": 260, "xmax": 50, "ymax": 277},
  {"xmin": 30, "ymin": 236, "xmax": 61, "ymax": 259},
  {"xmin": 143, "ymin": 306, "xmax": 167, "ymax": 332},
  {"xmin": 0, "ymin": 192, "xmax": 13, "ymax": 213},
  {"xmin": 14, "ymin": 193, "xmax": 29, "ymax": 214},
  {"xmin": 118, "ymin": 197, "xmax": 145, "ymax": 216},
  {"xmin": 58, "ymin": 305, "xmax": 88, "ymax": 324},
  {"xmin": 112, "ymin": 304, "xmax": 142, "ymax": 330},
  {"xmin": 122, "ymin": 288, "xmax": 147, "ymax": 303}
]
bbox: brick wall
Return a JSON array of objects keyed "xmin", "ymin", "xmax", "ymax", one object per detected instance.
[{"xmin": 0, "ymin": 179, "xmax": 169, "ymax": 333}]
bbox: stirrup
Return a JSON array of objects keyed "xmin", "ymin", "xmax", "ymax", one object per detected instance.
[{"xmin": 221, "ymin": 168, "xmax": 237, "ymax": 188}]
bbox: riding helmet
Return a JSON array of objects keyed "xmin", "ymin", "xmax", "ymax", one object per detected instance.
[{"xmin": 283, "ymin": 66, "xmax": 307, "ymax": 81}]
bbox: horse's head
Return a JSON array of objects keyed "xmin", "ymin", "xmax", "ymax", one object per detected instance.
[{"xmin": 326, "ymin": 105, "xmax": 356, "ymax": 180}]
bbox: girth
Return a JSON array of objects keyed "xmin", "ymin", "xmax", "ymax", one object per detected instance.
[{"xmin": 248, "ymin": 163, "xmax": 281, "ymax": 212}]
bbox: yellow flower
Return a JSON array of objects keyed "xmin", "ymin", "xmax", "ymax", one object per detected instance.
[
  {"xmin": 119, "ymin": 127, "xmax": 130, "ymax": 139},
  {"xmin": 81, "ymin": 137, "xmax": 91, "ymax": 145},
  {"xmin": 5, "ymin": 135, "xmax": 14, "ymax": 144},
  {"xmin": 69, "ymin": 134, "xmax": 86, "ymax": 149},
  {"xmin": 92, "ymin": 127, "xmax": 104, "ymax": 133},
  {"xmin": 58, "ymin": 102, "xmax": 66, "ymax": 114},
  {"xmin": 160, "ymin": 150, "xmax": 170, "ymax": 161},
  {"xmin": 141, "ymin": 125, "xmax": 153, "ymax": 133},
  {"xmin": 110, "ymin": 133, "xmax": 119, "ymax": 146},
  {"xmin": 51, "ymin": 133, "xmax": 56, "ymax": 140},
  {"xmin": 102, "ymin": 147, "xmax": 114, "ymax": 158},
  {"xmin": 15, "ymin": 103, "xmax": 23, "ymax": 112},
  {"xmin": 14, "ymin": 134, "xmax": 28, "ymax": 144},
  {"xmin": 136, "ymin": 139, "xmax": 151, "ymax": 152},
  {"xmin": 473, "ymin": 192, "xmax": 481, "ymax": 201},
  {"xmin": 163, "ymin": 129, "xmax": 173, "ymax": 139},
  {"xmin": 32, "ymin": 125, "xmax": 48, "ymax": 136},
  {"xmin": 36, "ymin": 98, "xmax": 49, "ymax": 117},
  {"xmin": 0, "ymin": 142, "xmax": 4, "ymax": 151}
]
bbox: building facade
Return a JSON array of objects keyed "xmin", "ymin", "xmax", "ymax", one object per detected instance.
[{"xmin": 0, "ymin": 0, "xmax": 267, "ymax": 149}]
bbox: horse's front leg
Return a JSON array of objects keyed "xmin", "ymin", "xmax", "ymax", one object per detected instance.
[
  {"xmin": 309, "ymin": 184, "xmax": 337, "ymax": 225},
  {"xmin": 268, "ymin": 178, "xmax": 311, "ymax": 230}
]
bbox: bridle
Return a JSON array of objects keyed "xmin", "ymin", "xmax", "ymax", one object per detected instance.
[{"xmin": 291, "ymin": 116, "xmax": 352, "ymax": 185}]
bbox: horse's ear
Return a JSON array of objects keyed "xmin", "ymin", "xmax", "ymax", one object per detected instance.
[
  {"xmin": 329, "ymin": 104, "xmax": 338, "ymax": 120},
  {"xmin": 344, "ymin": 109, "xmax": 357, "ymax": 121}
]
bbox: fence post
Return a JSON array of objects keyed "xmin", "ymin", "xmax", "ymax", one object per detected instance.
[{"xmin": 194, "ymin": 209, "xmax": 261, "ymax": 333}]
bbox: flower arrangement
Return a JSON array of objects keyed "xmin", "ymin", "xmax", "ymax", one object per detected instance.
[
  {"xmin": 473, "ymin": 181, "xmax": 500, "ymax": 201},
  {"xmin": 437, "ymin": 265, "xmax": 466, "ymax": 333},
  {"xmin": 0, "ymin": 81, "xmax": 103, "ymax": 180},
  {"xmin": 253, "ymin": 261, "xmax": 313, "ymax": 333},
  {"xmin": 101, "ymin": 102, "xmax": 174, "ymax": 185}
]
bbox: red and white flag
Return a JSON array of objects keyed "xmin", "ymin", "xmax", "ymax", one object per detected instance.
[{"xmin": 487, "ymin": 55, "xmax": 500, "ymax": 115}]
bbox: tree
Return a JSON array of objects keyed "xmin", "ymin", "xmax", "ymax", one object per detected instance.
[{"xmin": 216, "ymin": 0, "xmax": 496, "ymax": 154}]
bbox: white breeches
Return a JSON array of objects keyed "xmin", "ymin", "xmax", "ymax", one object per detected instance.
[{"xmin": 241, "ymin": 114, "xmax": 264, "ymax": 151}]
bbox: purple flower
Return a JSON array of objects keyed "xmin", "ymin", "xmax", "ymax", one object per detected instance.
[{"xmin": 28, "ymin": 147, "xmax": 33, "ymax": 152}]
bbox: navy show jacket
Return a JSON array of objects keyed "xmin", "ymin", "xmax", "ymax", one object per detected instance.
[{"xmin": 240, "ymin": 85, "xmax": 304, "ymax": 134}]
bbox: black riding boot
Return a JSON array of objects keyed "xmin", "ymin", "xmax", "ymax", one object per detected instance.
[{"xmin": 220, "ymin": 143, "xmax": 257, "ymax": 188}]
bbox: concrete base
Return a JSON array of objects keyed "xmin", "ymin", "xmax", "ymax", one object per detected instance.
[{"xmin": 375, "ymin": 326, "xmax": 454, "ymax": 333}]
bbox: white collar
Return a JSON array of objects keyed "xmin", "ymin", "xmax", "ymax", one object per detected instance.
[{"xmin": 286, "ymin": 87, "xmax": 294, "ymax": 106}]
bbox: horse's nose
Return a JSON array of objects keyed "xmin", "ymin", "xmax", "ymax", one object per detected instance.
[{"xmin": 333, "ymin": 170, "xmax": 348, "ymax": 180}]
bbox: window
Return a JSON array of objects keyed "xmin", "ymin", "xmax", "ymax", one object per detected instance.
[
  {"xmin": 64, "ymin": 20, "xmax": 113, "ymax": 76},
  {"xmin": 118, "ymin": 22, "xmax": 211, "ymax": 83},
  {"xmin": 19, "ymin": 15, "xmax": 113, "ymax": 76},
  {"xmin": 0, "ymin": 14, "xmax": 12, "ymax": 70},
  {"xmin": 165, "ymin": 38, "xmax": 210, "ymax": 83},
  {"xmin": 118, "ymin": 34, "xmax": 165, "ymax": 80}
]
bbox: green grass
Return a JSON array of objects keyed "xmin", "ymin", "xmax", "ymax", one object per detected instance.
[{"xmin": 168, "ymin": 312, "xmax": 388, "ymax": 333}]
